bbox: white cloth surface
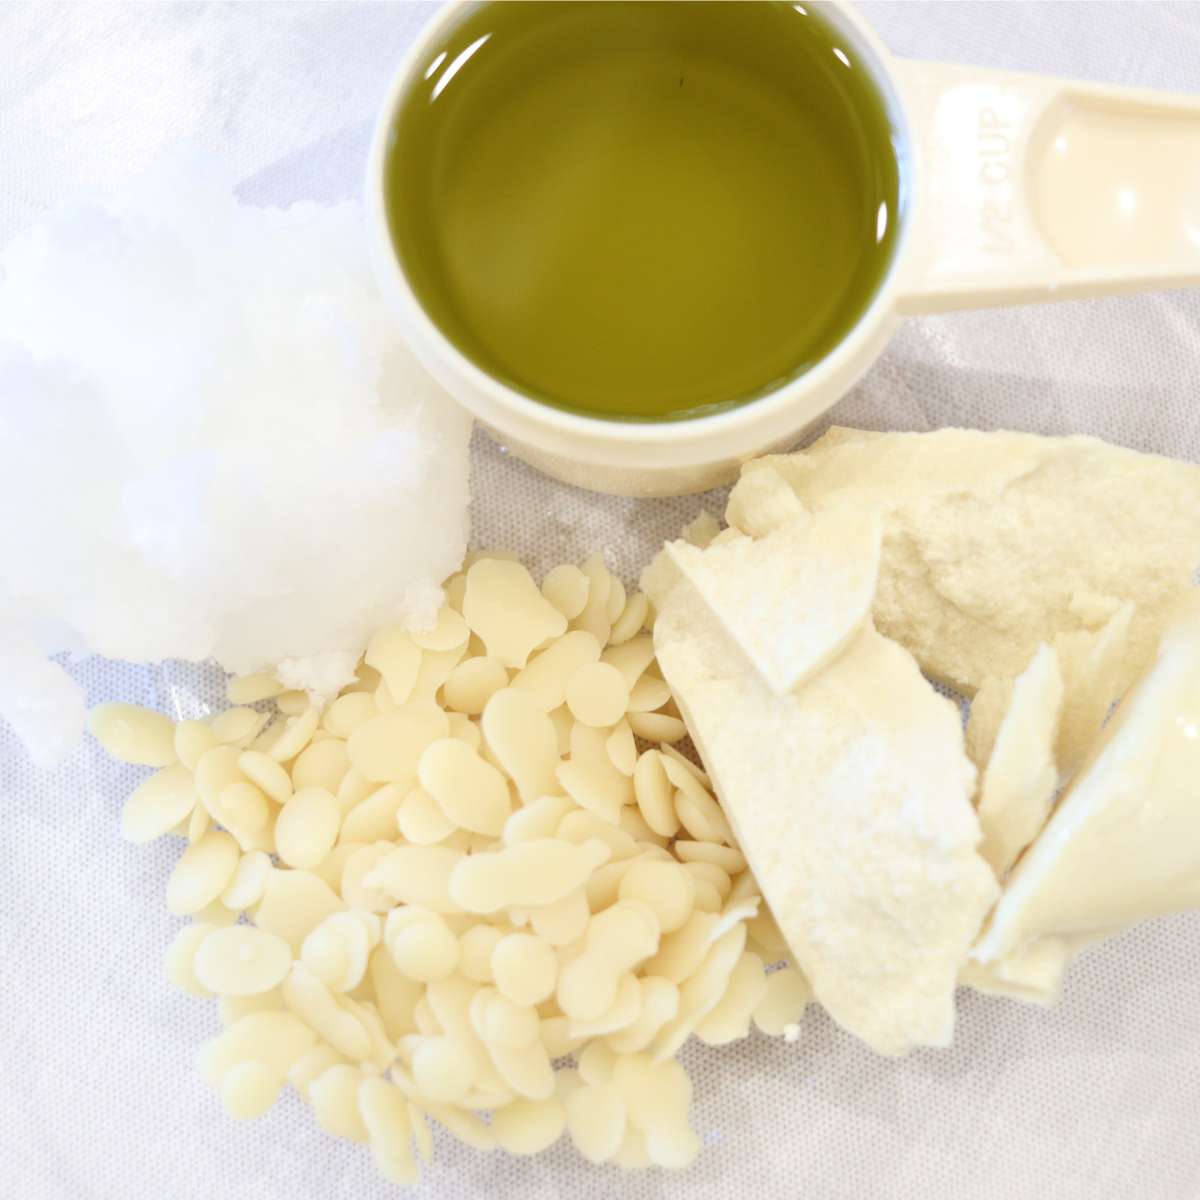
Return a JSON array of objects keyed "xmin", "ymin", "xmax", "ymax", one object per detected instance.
[{"xmin": 2, "ymin": 3, "xmax": 1199, "ymax": 1198}]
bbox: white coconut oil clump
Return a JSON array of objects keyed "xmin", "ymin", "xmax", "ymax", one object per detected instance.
[{"xmin": 0, "ymin": 154, "xmax": 472, "ymax": 764}]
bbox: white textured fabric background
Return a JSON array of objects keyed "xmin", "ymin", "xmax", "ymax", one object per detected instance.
[{"xmin": 2, "ymin": 3, "xmax": 1199, "ymax": 1198}]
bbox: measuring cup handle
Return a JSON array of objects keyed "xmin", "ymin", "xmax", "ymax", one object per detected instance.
[{"xmin": 892, "ymin": 58, "xmax": 1200, "ymax": 314}]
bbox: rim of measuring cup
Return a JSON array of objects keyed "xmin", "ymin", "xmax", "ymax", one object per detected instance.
[{"xmin": 365, "ymin": 0, "xmax": 915, "ymax": 454}]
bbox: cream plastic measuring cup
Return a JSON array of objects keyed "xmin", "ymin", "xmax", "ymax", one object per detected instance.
[{"xmin": 367, "ymin": 1, "xmax": 1200, "ymax": 497}]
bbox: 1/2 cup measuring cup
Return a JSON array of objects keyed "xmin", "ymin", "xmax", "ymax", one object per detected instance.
[{"xmin": 367, "ymin": 0, "xmax": 1200, "ymax": 497}]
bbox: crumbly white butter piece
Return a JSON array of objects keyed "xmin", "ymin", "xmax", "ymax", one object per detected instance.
[
  {"xmin": 680, "ymin": 510, "xmax": 721, "ymax": 549},
  {"xmin": 664, "ymin": 500, "xmax": 881, "ymax": 695},
  {"xmin": 965, "ymin": 675, "xmax": 1012, "ymax": 770},
  {"xmin": 960, "ymin": 929, "xmax": 1114, "ymax": 1006},
  {"xmin": 1053, "ymin": 601, "xmax": 1134, "ymax": 779},
  {"xmin": 974, "ymin": 603, "xmax": 1200, "ymax": 967},
  {"xmin": 969, "ymin": 603, "xmax": 1135, "ymax": 785},
  {"xmin": 745, "ymin": 427, "xmax": 1200, "ymax": 697},
  {"xmin": 725, "ymin": 466, "xmax": 808, "ymax": 539},
  {"xmin": 975, "ymin": 643, "xmax": 1064, "ymax": 875},
  {"xmin": 646, "ymin": 544, "xmax": 997, "ymax": 1056}
]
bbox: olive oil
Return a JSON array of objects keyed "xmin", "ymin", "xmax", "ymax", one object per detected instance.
[{"xmin": 387, "ymin": 1, "xmax": 901, "ymax": 421}]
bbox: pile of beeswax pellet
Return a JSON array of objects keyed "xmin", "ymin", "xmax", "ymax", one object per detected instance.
[{"xmin": 92, "ymin": 552, "xmax": 812, "ymax": 1184}]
